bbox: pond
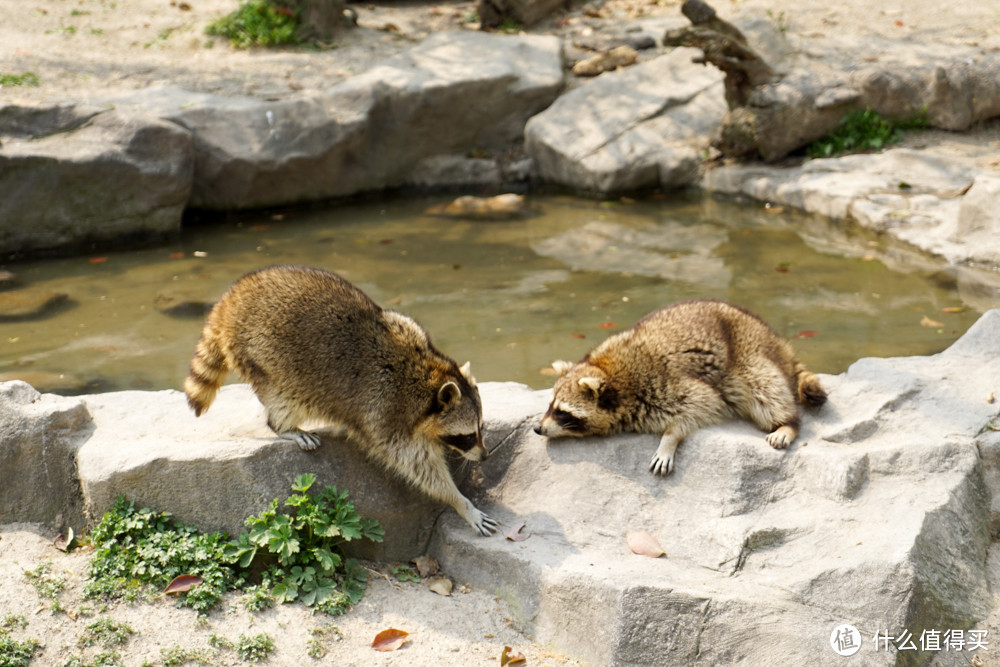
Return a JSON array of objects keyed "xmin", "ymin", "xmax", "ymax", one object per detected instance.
[{"xmin": 0, "ymin": 193, "xmax": 994, "ymax": 395}]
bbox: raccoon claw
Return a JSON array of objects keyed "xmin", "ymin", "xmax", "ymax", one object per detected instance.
[
  {"xmin": 283, "ymin": 430, "xmax": 322, "ymax": 451},
  {"xmin": 468, "ymin": 510, "xmax": 500, "ymax": 537},
  {"xmin": 649, "ymin": 454, "xmax": 674, "ymax": 477}
]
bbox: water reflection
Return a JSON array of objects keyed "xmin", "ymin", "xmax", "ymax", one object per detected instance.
[{"xmin": 0, "ymin": 193, "xmax": 996, "ymax": 394}]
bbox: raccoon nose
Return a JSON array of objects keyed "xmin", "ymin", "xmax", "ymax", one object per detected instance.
[{"xmin": 533, "ymin": 422, "xmax": 543, "ymax": 435}]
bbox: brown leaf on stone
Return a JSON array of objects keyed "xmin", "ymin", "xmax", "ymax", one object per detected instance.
[
  {"xmin": 372, "ymin": 628, "xmax": 409, "ymax": 652},
  {"xmin": 411, "ymin": 555, "xmax": 440, "ymax": 578},
  {"xmin": 164, "ymin": 574, "xmax": 203, "ymax": 594},
  {"xmin": 501, "ymin": 645, "xmax": 527, "ymax": 665},
  {"xmin": 427, "ymin": 576, "xmax": 453, "ymax": 596},
  {"xmin": 920, "ymin": 315, "xmax": 945, "ymax": 328},
  {"xmin": 505, "ymin": 521, "xmax": 530, "ymax": 542},
  {"xmin": 626, "ymin": 530, "xmax": 665, "ymax": 558}
]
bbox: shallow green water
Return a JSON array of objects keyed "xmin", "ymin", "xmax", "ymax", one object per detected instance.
[{"xmin": 0, "ymin": 193, "xmax": 995, "ymax": 394}]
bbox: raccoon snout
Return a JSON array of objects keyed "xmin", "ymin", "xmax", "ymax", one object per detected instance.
[{"xmin": 533, "ymin": 422, "xmax": 544, "ymax": 435}]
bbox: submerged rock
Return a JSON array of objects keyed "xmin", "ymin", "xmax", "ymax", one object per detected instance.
[
  {"xmin": 0, "ymin": 289, "xmax": 69, "ymax": 319},
  {"xmin": 425, "ymin": 193, "xmax": 531, "ymax": 220}
]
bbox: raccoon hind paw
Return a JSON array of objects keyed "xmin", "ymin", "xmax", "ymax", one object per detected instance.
[
  {"xmin": 280, "ymin": 429, "xmax": 323, "ymax": 451},
  {"xmin": 765, "ymin": 425, "xmax": 796, "ymax": 449}
]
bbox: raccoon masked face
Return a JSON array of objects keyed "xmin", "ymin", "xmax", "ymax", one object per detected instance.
[
  {"xmin": 534, "ymin": 362, "xmax": 617, "ymax": 438},
  {"xmin": 432, "ymin": 363, "xmax": 487, "ymax": 462}
]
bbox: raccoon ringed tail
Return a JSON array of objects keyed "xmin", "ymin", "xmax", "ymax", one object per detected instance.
[
  {"xmin": 794, "ymin": 363, "xmax": 828, "ymax": 407},
  {"xmin": 184, "ymin": 326, "xmax": 229, "ymax": 417}
]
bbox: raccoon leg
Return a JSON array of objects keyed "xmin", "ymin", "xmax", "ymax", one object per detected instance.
[
  {"xmin": 260, "ymin": 393, "xmax": 322, "ymax": 450},
  {"xmin": 649, "ymin": 382, "xmax": 732, "ymax": 476},
  {"xmin": 650, "ymin": 433, "xmax": 682, "ymax": 476},
  {"xmin": 384, "ymin": 442, "xmax": 499, "ymax": 536}
]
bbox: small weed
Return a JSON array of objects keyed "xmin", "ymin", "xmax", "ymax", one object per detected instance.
[
  {"xmin": 392, "ymin": 565, "xmax": 420, "ymax": 584},
  {"xmin": 160, "ymin": 645, "xmax": 214, "ymax": 666},
  {"xmin": 0, "ymin": 72, "xmax": 40, "ymax": 87},
  {"xmin": 208, "ymin": 633, "xmax": 234, "ymax": 650},
  {"xmin": 1, "ymin": 615, "xmax": 28, "ymax": 631},
  {"xmin": 236, "ymin": 633, "xmax": 275, "ymax": 663},
  {"xmin": 306, "ymin": 623, "xmax": 342, "ymax": 659},
  {"xmin": 78, "ymin": 617, "xmax": 135, "ymax": 649},
  {"xmin": 24, "ymin": 560, "xmax": 66, "ymax": 614},
  {"xmin": 807, "ymin": 107, "xmax": 930, "ymax": 158},
  {"xmin": 0, "ymin": 634, "xmax": 42, "ymax": 667},
  {"xmin": 205, "ymin": 0, "xmax": 299, "ymax": 49},
  {"xmin": 497, "ymin": 17, "xmax": 522, "ymax": 32},
  {"xmin": 240, "ymin": 585, "xmax": 274, "ymax": 612},
  {"xmin": 766, "ymin": 9, "xmax": 787, "ymax": 33}
]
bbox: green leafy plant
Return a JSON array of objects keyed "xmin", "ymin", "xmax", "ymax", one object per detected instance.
[
  {"xmin": 391, "ymin": 564, "xmax": 420, "ymax": 584},
  {"xmin": 78, "ymin": 617, "xmax": 135, "ymax": 649},
  {"xmin": 159, "ymin": 645, "xmax": 214, "ymax": 666},
  {"xmin": 0, "ymin": 634, "xmax": 42, "ymax": 667},
  {"xmin": 807, "ymin": 107, "xmax": 929, "ymax": 158},
  {"xmin": 205, "ymin": 0, "xmax": 299, "ymax": 48},
  {"xmin": 0, "ymin": 72, "xmax": 40, "ymax": 87},
  {"xmin": 225, "ymin": 474, "xmax": 384, "ymax": 615},
  {"xmin": 83, "ymin": 497, "xmax": 241, "ymax": 613},
  {"xmin": 236, "ymin": 633, "xmax": 275, "ymax": 662},
  {"xmin": 306, "ymin": 623, "xmax": 341, "ymax": 659}
]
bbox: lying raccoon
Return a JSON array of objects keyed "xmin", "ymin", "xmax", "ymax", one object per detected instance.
[
  {"xmin": 185, "ymin": 264, "xmax": 498, "ymax": 536},
  {"xmin": 534, "ymin": 299, "xmax": 827, "ymax": 475}
]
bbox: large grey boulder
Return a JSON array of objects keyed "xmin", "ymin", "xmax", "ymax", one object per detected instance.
[
  {"xmin": 0, "ymin": 382, "xmax": 92, "ymax": 529},
  {"xmin": 75, "ymin": 384, "xmax": 483, "ymax": 562},
  {"xmin": 0, "ymin": 105, "xmax": 193, "ymax": 256},
  {"xmin": 431, "ymin": 310, "xmax": 1000, "ymax": 665},
  {"xmin": 525, "ymin": 46, "xmax": 726, "ymax": 195},
  {"xmin": 105, "ymin": 32, "xmax": 563, "ymax": 210}
]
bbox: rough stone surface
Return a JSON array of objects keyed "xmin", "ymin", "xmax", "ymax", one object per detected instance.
[
  {"xmin": 525, "ymin": 47, "xmax": 727, "ymax": 194},
  {"xmin": 702, "ymin": 148, "xmax": 1000, "ymax": 269},
  {"xmin": 431, "ymin": 310, "xmax": 1000, "ymax": 665},
  {"xmin": 103, "ymin": 31, "xmax": 562, "ymax": 210},
  {"xmin": 0, "ymin": 106, "xmax": 193, "ymax": 256},
  {"xmin": 0, "ymin": 382, "xmax": 92, "ymax": 529}
]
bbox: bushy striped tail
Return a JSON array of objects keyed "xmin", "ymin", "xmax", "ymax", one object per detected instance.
[
  {"xmin": 794, "ymin": 363, "xmax": 828, "ymax": 408},
  {"xmin": 184, "ymin": 323, "xmax": 229, "ymax": 417}
]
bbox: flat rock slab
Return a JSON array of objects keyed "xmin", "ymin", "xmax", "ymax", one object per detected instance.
[
  {"xmin": 431, "ymin": 311, "xmax": 1000, "ymax": 665},
  {"xmin": 703, "ymin": 148, "xmax": 1000, "ymax": 267},
  {"xmin": 525, "ymin": 46, "xmax": 727, "ymax": 194}
]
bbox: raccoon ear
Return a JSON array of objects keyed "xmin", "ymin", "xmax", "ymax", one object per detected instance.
[
  {"xmin": 459, "ymin": 361, "xmax": 477, "ymax": 387},
  {"xmin": 438, "ymin": 381, "xmax": 462, "ymax": 411},
  {"xmin": 578, "ymin": 376, "xmax": 604, "ymax": 398},
  {"xmin": 552, "ymin": 360, "xmax": 574, "ymax": 377}
]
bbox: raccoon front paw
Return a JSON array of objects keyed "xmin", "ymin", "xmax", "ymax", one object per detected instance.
[
  {"xmin": 283, "ymin": 430, "xmax": 322, "ymax": 451},
  {"xmin": 765, "ymin": 426, "xmax": 796, "ymax": 450},
  {"xmin": 649, "ymin": 453, "xmax": 674, "ymax": 476},
  {"xmin": 474, "ymin": 512, "xmax": 500, "ymax": 537}
]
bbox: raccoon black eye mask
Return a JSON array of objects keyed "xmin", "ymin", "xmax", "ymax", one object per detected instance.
[
  {"xmin": 185, "ymin": 264, "xmax": 500, "ymax": 536},
  {"xmin": 534, "ymin": 299, "xmax": 827, "ymax": 476}
]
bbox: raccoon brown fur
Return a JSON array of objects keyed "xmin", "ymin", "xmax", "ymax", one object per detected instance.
[
  {"xmin": 184, "ymin": 264, "xmax": 498, "ymax": 536},
  {"xmin": 534, "ymin": 299, "xmax": 827, "ymax": 476}
]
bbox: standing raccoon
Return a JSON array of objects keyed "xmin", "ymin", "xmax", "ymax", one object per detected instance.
[
  {"xmin": 534, "ymin": 299, "xmax": 827, "ymax": 476},
  {"xmin": 184, "ymin": 265, "xmax": 498, "ymax": 536}
]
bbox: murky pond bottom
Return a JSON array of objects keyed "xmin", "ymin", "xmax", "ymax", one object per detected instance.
[{"xmin": 1, "ymin": 193, "xmax": 996, "ymax": 395}]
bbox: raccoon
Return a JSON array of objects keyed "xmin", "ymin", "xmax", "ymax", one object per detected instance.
[
  {"xmin": 534, "ymin": 299, "xmax": 827, "ymax": 476},
  {"xmin": 184, "ymin": 264, "xmax": 498, "ymax": 536}
]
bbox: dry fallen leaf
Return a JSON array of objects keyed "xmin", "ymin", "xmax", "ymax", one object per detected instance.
[
  {"xmin": 599, "ymin": 322, "xmax": 617, "ymax": 329},
  {"xmin": 505, "ymin": 521, "xmax": 531, "ymax": 542},
  {"xmin": 941, "ymin": 306, "xmax": 967, "ymax": 314},
  {"xmin": 988, "ymin": 391, "xmax": 995, "ymax": 404},
  {"xmin": 920, "ymin": 315, "xmax": 945, "ymax": 328},
  {"xmin": 627, "ymin": 531, "xmax": 665, "ymax": 558},
  {"xmin": 53, "ymin": 527, "xmax": 74, "ymax": 552},
  {"xmin": 411, "ymin": 554, "xmax": 440, "ymax": 578},
  {"xmin": 427, "ymin": 576, "xmax": 453, "ymax": 596},
  {"xmin": 372, "ymin": 628, "xmax": 409, "ymax": 652},
  {"xmin": 501, "ymin": 645, "xmax": 527, "ymax": 666},
  {"xmin": 793, "ymin": 330, "xmax": 818, "ymax": 339},
  {"xmin": 164, "ymin": 574, "xmax": 203, "ymax": 594}
]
